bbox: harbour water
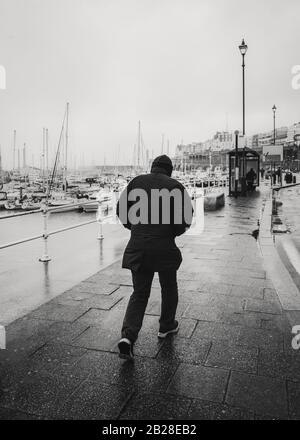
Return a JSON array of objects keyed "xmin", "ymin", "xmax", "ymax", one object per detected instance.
[{"xmin": 0, "ymin": 210, "xmax": 128, "ymax": 325}]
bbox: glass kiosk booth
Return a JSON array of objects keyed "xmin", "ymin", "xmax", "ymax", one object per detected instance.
[{"xmin": 228, "ymin": 147, "xmax": 260, "ymax": 196}]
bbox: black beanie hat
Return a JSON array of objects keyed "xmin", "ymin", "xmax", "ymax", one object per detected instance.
[{"xmin": 151, "ymin": 155, "xmax": 173, "ymax": 176}]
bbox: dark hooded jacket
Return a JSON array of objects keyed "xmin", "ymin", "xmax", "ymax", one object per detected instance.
[{"xmin": 116, "ymin": 155, "xmax": 193, "ymax": 272}]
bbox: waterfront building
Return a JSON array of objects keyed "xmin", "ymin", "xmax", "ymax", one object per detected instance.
[
  {"xmin": 174, "ymin": 131, "xmax": 233, "ymax": 171},
  {"xmin": 286, "ymin": 122, "xmax": 300, "ymax": 145},
  {"xmin": 173, "ymin": 121, "xmax": 300, "ymax": 172}
]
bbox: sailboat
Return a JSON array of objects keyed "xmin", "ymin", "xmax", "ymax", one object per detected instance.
[{"xmin": 48, "ymin": 103, "xmax": 79, "ymax": 212}]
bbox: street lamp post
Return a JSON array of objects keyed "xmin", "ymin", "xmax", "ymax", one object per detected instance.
[
  {"xmin": 295, "ymin": 134, "xmax": 300, "ymax": 172},
  {"xmin": 239, "ymin": 39, "xmax": 248, "ymax": 136},
  {"xmin": 272, "ymin": 105, "xmax": 277, "ymax": 145},
  {"xmin": 234, "ymin": 130, "xmax": 239, "ymax": 198}
]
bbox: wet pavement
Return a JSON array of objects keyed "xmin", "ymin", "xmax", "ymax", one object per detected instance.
[{"xmin": 1, "ymin": 186, "xmax": 300, "ymax": 420}]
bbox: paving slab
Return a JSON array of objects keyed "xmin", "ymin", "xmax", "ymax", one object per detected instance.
[
  {"xmin": 176, "ymin": 318, "xmax": 198, "ymax": 338},
  {"xmin": 54, "ymin": 349, "xmax": 178, "ymax": 395},
  {"xmin": 66, "ymin": 280, "xmax": 120, "ymax": 296},
  {"xmin": 157, "ymin": 337, "xmax": 211, "ymax": 365},
  {"xmin": 71, "ymin": 324, "xmax": 120, "ymax": 352},
  {"xmin": 226, "ymin": 371, "xmax": 288, "ymax": 418},
  {"xmin": 191, "ymin": 321, "xmax": 241, "ymax": 344},
  {"xmin": 245, "ymin": 298, "xmax": 282, "ymax": 315},
  {"xmin": 287, "ymin": 381, "xmax": 300, "ymax": 419},
  {"xmin": 167, "ymin": 363, "xmax": 229, "ymax": 402},
  {"xmin": 0, "ymin": 371, "xmax": 83, "ymax": 419},
  {"xmin": 205, "ymin": 342, "xmax": 258, "ymax": 374},
  {"xmin": 186, "ymin": 399, "xmax": 254, "ymax": 420},
  {"xmin": 236, "ymin": 326, "xmax": 284, "ymax": 350},
  {"xmin": 30, "ymin": 302, "xmax": 88, "ymax": 323},
  {"xmin": 55, "ymin": 293, "xmax": 123, "ymax": 310},
  {"xmin": 258, "ymin": 348, "xmax": 300, "ymax": 382},
  {"xmin": 58, "ymin": 380, "xmax": 132, "ymax": 420},
  {"xmin": 0, "ymin": 407, "xmax": 42, "ymax": 420},
  {"xmin": 119, "ymin": 393, "xmax": 191, "ymax": 420}
]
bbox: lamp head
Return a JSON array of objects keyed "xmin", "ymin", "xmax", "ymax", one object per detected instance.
[{"xmin": 239, "ymin": 39, "xmax": 248, "ymax": 56}]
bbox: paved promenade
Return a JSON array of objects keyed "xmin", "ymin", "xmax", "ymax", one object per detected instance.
[{"xmin": 1, "ymin": 188, "xmax": 300, "ymax": 420}]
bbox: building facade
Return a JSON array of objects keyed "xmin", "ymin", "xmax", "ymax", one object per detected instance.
[
  {"xmin": 174, "ymin": 131, "xmax": 233, "ymax": 171},
  {"xmin": 173, "ymin": 121, "xmax": 300, "ymax": 172}
]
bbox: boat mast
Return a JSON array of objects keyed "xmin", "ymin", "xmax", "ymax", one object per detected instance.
[
  {"xmin": 161, "ymin": 133, "xmax": 164, "ymax": 154},
  {"xmin": 48, "ymin": 105, "xmax": 67, "ymax": 197},
  {"xmin": 23, "ymin": 143, "xmax": 26, "ymax": 169},
  {"xmin": 137, "ymin": 120, "xmax": 141, "ymax": 172},
  {"xmin": 115, "ymin": 145, "xmax": 120, "ymax": 177},
  {"xmin": 42, "ymin": 128, "xmax": 46, "ymax": 191},
  {"xmin": 13, "ymin": 130, "xmax": 16, "ymax": 171},
  {"xmin": 132, "ymin": 144, "xmax": 136, "ymax": 172},
  {"xmin": 64, "ymin": 102, "xmax": 69, "ymax": 193},
  {"xmin": 46, "ymin": 128, "xmax": 49, "ymax": 179},
  {"xmin": 23, "ymin": 143, "xmax": 26, "ymax": 186},
  {"xmin": 0, "ymin": 145, "xmax": 2, "ymax": 179},
  {"xmin": 46, "ymin": 128, "xmax": 49, "ymax": 196}
]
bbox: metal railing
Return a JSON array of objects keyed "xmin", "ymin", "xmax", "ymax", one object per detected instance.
[
  {"xmin": 0, "ymin": 178, "xmax": 229, "ymax": 261},
  {"xmin": 0, "ymin": 199, "xmax": 115, "ymax": 262},
  {"xmin": 189, "ymin": 177, "xmax": 228, "ymax": 188},
  {"xmin": 189, "ymin": 177, "xmax": 229, "ymax": 196}
]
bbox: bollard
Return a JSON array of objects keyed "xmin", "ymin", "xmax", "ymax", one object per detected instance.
[
  {"xmin": 96, "ymin": 201, "xmax": 104, "ymax": 240},
  {"xmin": 192, "ymin": 189, "xmax": 197, "ymax": 215},
  {"xmin": 97, "ymin": 221, "xmax": 104, "ymax": 241},
  {"xmin": 39, "ymin": 205, "xmax": 51, "ymax": 262},
  {"xmin": 0, "ymin": 325, "xmax": 5, "ymax": 350},
  {"xmin": 272, "ymin": 189, "xmax": 278, "ymax": 215}
]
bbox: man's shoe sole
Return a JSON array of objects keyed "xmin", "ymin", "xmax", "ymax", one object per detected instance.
[
  {"xmin": 158, "ymin": 324, "xmax": 179, "ymax": 339},
  {"xmin": 118, "ymin": 340, "xmax": 134, "ymax": 360}
]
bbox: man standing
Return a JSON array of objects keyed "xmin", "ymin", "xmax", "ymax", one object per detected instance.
[
  {"xmin": 116, "ymin": 155, "xmax": 193, "ymax": 360},
  {"xmin": 276, "ymin": 167, "xmax": 282, "ymax": 185},
  {"xmin": 246, "ymin": 167, "xmax": 257, "ymax": 191}
]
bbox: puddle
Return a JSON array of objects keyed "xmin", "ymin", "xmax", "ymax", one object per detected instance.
[{"xmin": 229, "ymin": 229, "xmax": 259, "ymax": 240}]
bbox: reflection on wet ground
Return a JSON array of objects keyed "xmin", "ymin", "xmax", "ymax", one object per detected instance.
[
  {"xmin": 275, "ymin": 182, "xmax": 300, "ymax": 291},
  {"xmin": 0, "ymin": 211, "xmax": 129, "ymax": 324}
]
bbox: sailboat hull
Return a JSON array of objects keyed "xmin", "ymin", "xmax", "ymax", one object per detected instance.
[{"xmin": 48, "ymin": 200, "xmax": 80, "ymax": 213}]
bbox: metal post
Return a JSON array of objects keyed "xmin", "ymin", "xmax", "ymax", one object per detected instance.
[
  {"xmin": 272, "ymin": 188, "xmax": 278, "ymax": 215},
  {"xmin": 239, "ymin": 40, "xmax": 247, "ymax": 136},
  {"xmin": 0, "ymin": 324, "xmax": 5, "ymax": 350},
  {"xmin": 235, "ymin": 130, "xmax": 239, "ymax": 198},
  {"xmin": 192, "ymin": 189, "xmax": 196, "ymax": 217},
  {"xmin": 96, "ymin": 200, "xmax": 104, "ymax": 240},
  {"xmin": 97, "ymin": 221, "xmax": 104, "ymax": 241},
  {"xmin": 273, "ymin": 111, "xmax": 276, "ymax": 145},
  {"xmin": 39, "ymin": 205, "xmax": 51, "ymax": 262},
  {"xmin": 242, "ymin": 55, "xmax": 245, "ymax": 136}
]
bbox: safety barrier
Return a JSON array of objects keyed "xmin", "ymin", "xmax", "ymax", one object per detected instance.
[{"xmin": 0, "ymin": 199, "xmax": 114, "ymax": 262}]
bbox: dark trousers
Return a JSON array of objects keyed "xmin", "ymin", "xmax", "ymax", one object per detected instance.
[{"xmin": 121, "ymin": 270, "xmax": 178, "ymax": 343}]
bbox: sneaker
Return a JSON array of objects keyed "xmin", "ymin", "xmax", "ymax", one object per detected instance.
[
  {"xmin": 158, "ymin": 320, "xmax": 179, "ymax": 339},
  {"xmin": 118, "ymin": 338, "xmax": 134, "ymax": 360}
]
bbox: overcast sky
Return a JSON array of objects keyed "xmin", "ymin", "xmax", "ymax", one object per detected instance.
[{"xmin": 0, "ymin": 0, "xmax": 299, "ymax": 168}]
